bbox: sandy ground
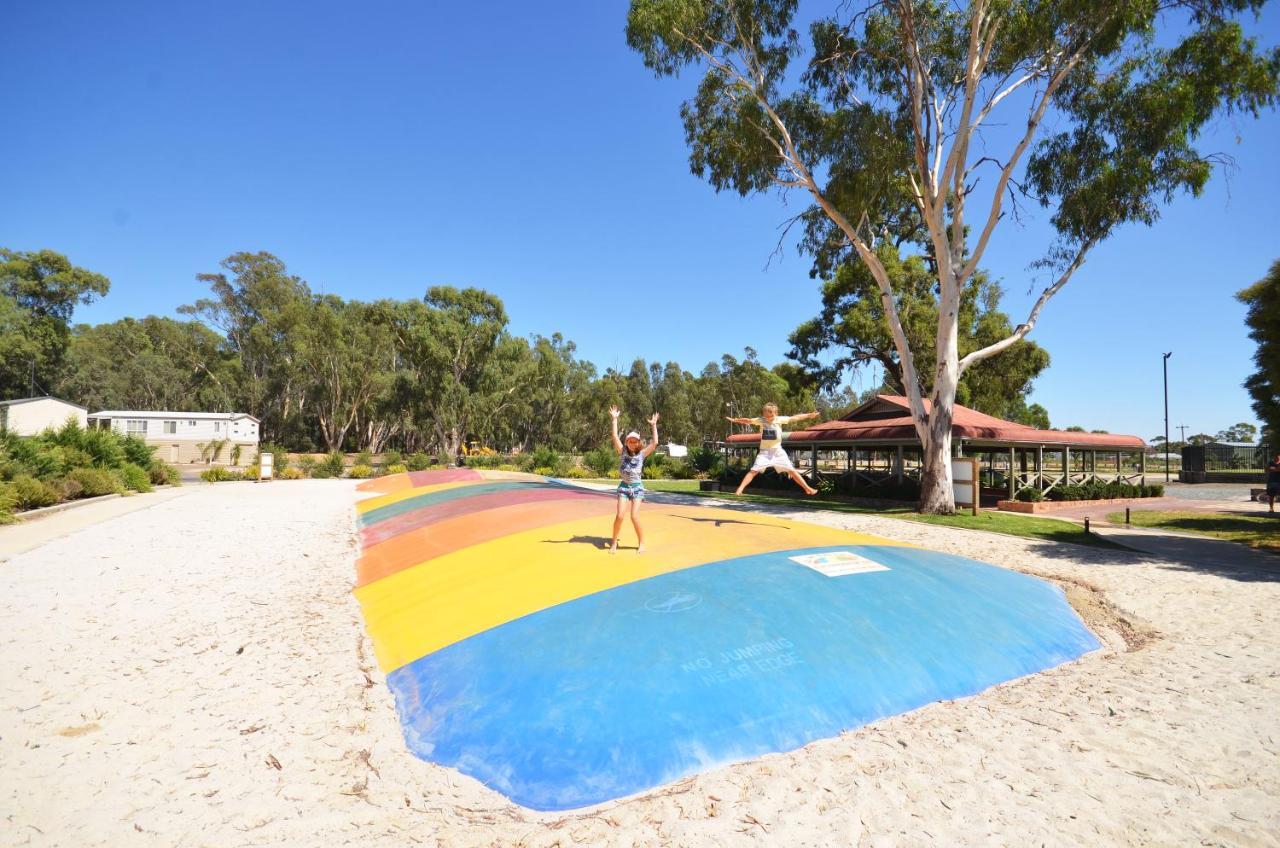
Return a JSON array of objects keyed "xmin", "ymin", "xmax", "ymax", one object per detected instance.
[{"xmin": 1, "ymin": 481, "xmax": 1277, "ymax": 847}]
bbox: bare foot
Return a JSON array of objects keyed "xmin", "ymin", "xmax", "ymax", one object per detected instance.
[
  {"xmin": 636, "ymin": 544, "xmax": 645, "ymax": 554},
  {"xmin": 734, "ymin": 488, "xmax": 745, "ymax": 496},
  {"xmin": 804, "ymin": 487, "xmax": 818, "ymax": 496},
  {"xmin": 609, "ymin": 542, "xmax": 618, "ymax": 555}
]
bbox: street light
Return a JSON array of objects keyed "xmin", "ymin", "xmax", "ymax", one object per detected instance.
[{"xmin": 1163, "ymin": 352, "xmax": 1173, "ymax": 483}]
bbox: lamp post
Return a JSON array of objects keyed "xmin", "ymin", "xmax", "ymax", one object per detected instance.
[{"xmin": 1163, "ymin": 352, "xmax": 1172, "ymax": 482}]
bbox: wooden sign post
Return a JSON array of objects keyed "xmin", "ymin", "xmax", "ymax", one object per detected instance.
[{"xmin": 951, "ymin": 457, "xmax": 979, "ymax": 516}]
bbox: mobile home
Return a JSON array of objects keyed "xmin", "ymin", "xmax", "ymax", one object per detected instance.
[{"xmin": 87, "ymin": 410, "xmax": 260, "ymax": 465}]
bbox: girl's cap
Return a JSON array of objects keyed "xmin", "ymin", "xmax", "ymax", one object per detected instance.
[{"xmin": 625, "ymin": 431, "xmax": 642, "ymax": 441}]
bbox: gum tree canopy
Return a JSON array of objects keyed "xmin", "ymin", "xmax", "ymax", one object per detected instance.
[{"xmin": 627, "ymin": 0, "xmax": 1279, "ymax": 513}]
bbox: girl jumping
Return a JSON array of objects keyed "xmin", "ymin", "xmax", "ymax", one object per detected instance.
[{"xmin": 609, "ymin": 405, "xmax": 659, "ymax": 554}]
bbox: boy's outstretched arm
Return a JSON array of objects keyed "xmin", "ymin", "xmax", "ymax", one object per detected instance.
[
  {"xmin": 608, "ymin": 405, "xmax": 623, "ymax": 453},
  {"xmin": 643, "ymin": 412, "xmax": 660, "ymax": 457}
]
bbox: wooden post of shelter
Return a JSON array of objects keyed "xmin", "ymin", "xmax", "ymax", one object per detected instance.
[
  {"xmin": 894, "ymin": 445, "xmax": 904, "ymax": 486},
  {"xmin": 1008, "ymin": 446, "xmax": 1016, "ymax": 500}
]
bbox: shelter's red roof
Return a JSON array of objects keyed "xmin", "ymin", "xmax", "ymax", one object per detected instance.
[{"xmin": 726, "ymin": 396, "xmax": 1145, "ymax": 449}]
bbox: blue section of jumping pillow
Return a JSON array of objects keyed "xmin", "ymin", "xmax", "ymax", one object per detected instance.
[{"xmin": 386, "ymin": 545, "xmax": 1100, "ymax": 811}]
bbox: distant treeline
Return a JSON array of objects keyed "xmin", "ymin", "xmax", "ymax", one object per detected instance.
[{"xmin": 3, "ymin": 249, "xmax": 1053, "ymax": 457}]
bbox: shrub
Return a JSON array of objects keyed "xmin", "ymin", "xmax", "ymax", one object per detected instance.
[
  {"xmin": 406, "ymin": 452, "xmax": 433, "ymax": 472},
  {"xmin": 149, "ymin": 460, "xmax": 181, "ymax": 486},
  {"xmin": 496, "ymin": 463, "xmax": 521, "ymax": 472},
  {"xmin": 355, "ymin": 450, "xmax": 374, "ymax": 467},
  {"xmin": 382, "ymin": 449, "xmax": 404, "ymax": 468},
  {"xmin": 522, "ymin": 446, "xmax": 565, "ymax": 475},
  {"xmin": 1146, "ymin": 484, "xmax": 1164, "ymax": 497},
  {"xmin": 687, "ymin": 445, "xmax": 721, "ymax": 473},
  {"xmin": 53, "ymin": 477, "xmax": 85, "ymax": 501},
  {"xmin": 118, "ymin": 462, "xmax": 154, "ymax": 493},
  {"xmin": 462, "ymin": 453, "xmax": 505, "ymax": 469},
  {"xmin": 199, "ymin": 467, "xmax": 244, "ymax": 483},
  {"xmin": 532, "ymin": 466, "xmax": 556, "ymax": 477},
  {"xmin": 279, "ymin": 466, "xmax": 305, "ymax": 480},
  {"xmin": 664, "ymin": 460, "xmax": 697, "ymax": 480},
  {"xmin": 0, "ymin": 482, "xmax": 16, "ymax": 524},
  {"xmin": 230, "ymin": 444, "xmax": 243, "ymax": 466},
  {"xmin": 606, "ymin": 468, "xmax": 622, "ymax": 480},
  {"xmin": 298, "ymin": 455, "xmax": 318, "ymax": 476},
  {"xmin": 563, "ymin": 466, "xmax": 592, "ymax": 479},
  {"xmin": 119, "ymin": 435, "xmax": 155, "ymax": 468},
  {"xmin": 310, "ymin": 465, "xmax": 334, "ymax": 479},
  {"xmin": 243, "ymin": 464, "xmax": 261, "ymax": 480},
  {"xmin": 1014, "ymin": 486, "xmax": 1044, "ymax": 502},
  {"xmin": 641, "ymin": 463, "xmax": 663, "ymax": 480},
  {"xmin": 582, "ymin": 447, "xmax": 615, "ymax": 476},
  {"xmin": 1, "ymin": 433, "xmax": 66, "ymax": 479},
  {"xmin": 70, "ymin": 467, "xmax": 123, "ymax": 496},
  {"xmin": 384, "ymin": 463, "xmax": 408, "ymax": 475},
  {"xmin": 349, "ymin": 464, "xmax": 375, "ymax": 479},
  {"xmin": 11, "ymin": 475, "xmax": 61, "ymax": 509},
  {"xmin": 321, "ymin": 451, "xmax": 345, "ymax": 477}
]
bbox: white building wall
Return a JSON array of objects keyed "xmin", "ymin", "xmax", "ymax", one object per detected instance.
[{"xmin": 1, "ymin": 399, "xmax": 88, "ymax": 435}]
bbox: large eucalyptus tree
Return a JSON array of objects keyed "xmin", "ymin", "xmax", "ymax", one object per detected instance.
[{"xmin": 628, "ymin": 0, "xmax": 1279, "ymax": 512}]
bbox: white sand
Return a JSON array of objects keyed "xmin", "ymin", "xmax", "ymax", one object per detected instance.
[{"xmin": 1, "ymin": 482, "xmax": 1277, "ymax": 847}]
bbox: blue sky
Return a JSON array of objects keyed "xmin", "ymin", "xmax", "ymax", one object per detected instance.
[{"xmin": 3, "ymin": 1, "xmax": 1277, "ymax": 441}]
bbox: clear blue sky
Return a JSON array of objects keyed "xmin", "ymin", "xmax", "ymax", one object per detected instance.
[{"xmin": 3, "ymin": 1, "xmax": 1277, "ymax": 441}]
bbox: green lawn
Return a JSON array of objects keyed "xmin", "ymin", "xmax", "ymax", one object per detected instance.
[
  {"xmin": 579, "ymin": 479, "xmax": 1116, "ymax": 549},
  {"xmin": 1107, "ymin": 510, "xmax": 1280, "ymax": 552}
]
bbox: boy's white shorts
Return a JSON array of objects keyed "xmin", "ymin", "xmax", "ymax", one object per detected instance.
[{"xmin": 751, "ymin": 446, "xmax": 795, "ymax": 473}]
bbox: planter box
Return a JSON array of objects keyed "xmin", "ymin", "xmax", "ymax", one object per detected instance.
[{"xmin": 997, "ymin": 497, "xmax": 1157, "ymax": 514}]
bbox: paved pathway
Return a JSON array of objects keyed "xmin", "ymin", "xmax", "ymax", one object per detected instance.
[{"xmin": 0, "ymin": 487, "xmax": 190, "ymax": 562}]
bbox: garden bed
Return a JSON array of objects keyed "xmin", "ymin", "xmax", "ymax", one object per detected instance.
[{"xmin": 997, "ymin": 497, "xmax": 1159, "ymax": 514}]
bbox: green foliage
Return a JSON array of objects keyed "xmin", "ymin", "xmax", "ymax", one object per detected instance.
[
  {"xmin": 0, "ymin": 482, "xmax": 16, "ymax": 524},
  {"xmin": 1015, "ymin": 487, "xmax": 1045, "ymax": 503},
  {"xmin": 349, "ymin": 464, "xmax": 375, "ymax": 479},
  {"xmin": 309, "ymin": 464, "xmax": 335, "ymax": 479},
  {"xmin": 118, "ymin": 462, "xmax": 153, "ymax": 493},
  {"xmin": 687, "ymin": 445, "xmax": 721, "ymax": 473},
  {"xmin": 355, "ymin": 450, "xmax": 374, "ymax": 467},
  {"xmin": 149, "ymin": 460, "xmax": 180, "ymax": 486},
  {"xmin": 461, "ymin": 453, "xmax": 506, "ymax": 469},
  {"xmin": 321, "ymin": 451, "xmax": 345, "ymax": 477},
  {"xmin": 582, "ymin": 446, "xmax": 616, "ymax": 476},
  {"xmin": 298, "ymin": 455, "xmax": 318, "ymax": 475},
  {"xmin": 406, "ymin": 452, "xmax": 433, "ymax": 471},
  {"xmin": 0, "ymin": 248, "xmax": 111, "ymax": 399},
  {"xmin": 563, "ymin": 466, "xmax": 593, "ymax": 479},
  {"xmin": 522, "ymin": 446, "xmax": 568, "ymax": 476},
  {"xmin": 11, "ymin": 475, "xmax": 61, "ymax": 509},
  {"xmin": 382, "ymin": 450, "xmax": 403, "ymax": 467},
  {"xmin": 200, "ymin": 467, "xmax": 244, "ymax": 483},
  {"xmin": 1052, "ymin": 481, "xmax": 1157, "ymax": 501},
  {"xmin": 119, "ymin": 435, "xmax": 155, "ymax": 468},
  {"xmin": 1238, "ymin": 260, "xmax": 1280, "ymax": 447},
  {"xmin": 790, "ymin": 253, "xmax": 1051, "ymax": 417},
  {"xmin": 69, "ymin": 467, "xmax": 123, "ymax": 496},
  {"xmin": 383, "ymin": 463, "xmax": 409, "ymax": 475},
  {"xmin": 230, "ymin": 444, "xmax": 243, "ymax": 466},
  {"xmin": 279, "ymin": 466, "xmax": 306, "ymax": 480}
]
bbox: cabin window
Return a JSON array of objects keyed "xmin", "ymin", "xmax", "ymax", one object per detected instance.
[
  {"xmin": 163, "ymin": 421, "xmax": 177, "ymax": 434},
  {"xmin": 126, "ymin": 419, "xmax": 148, "ymax": 435}
]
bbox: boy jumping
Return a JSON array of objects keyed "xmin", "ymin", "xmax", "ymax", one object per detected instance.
[{"xmin": 726, "ymin": 403, "xmax": 820, "ymax": 496}]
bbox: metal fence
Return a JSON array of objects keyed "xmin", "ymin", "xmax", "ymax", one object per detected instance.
[{"xmin": 1181, "ymin": 443, "xmax": 1272, "ymax": 472}]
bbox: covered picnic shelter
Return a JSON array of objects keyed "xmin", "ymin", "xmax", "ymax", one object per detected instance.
[{"xmin": 725, "ymin": 395, "xmax": 1148, "ymax": 501}]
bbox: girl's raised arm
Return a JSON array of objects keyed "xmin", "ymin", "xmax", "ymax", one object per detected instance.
[
  {"xmin": 608, "ymin": 406, "xmax": 623, "ymax": 453},
  {"xmin": 643, "ymin": 413, "xmax": 660, "ymax": 457}
]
